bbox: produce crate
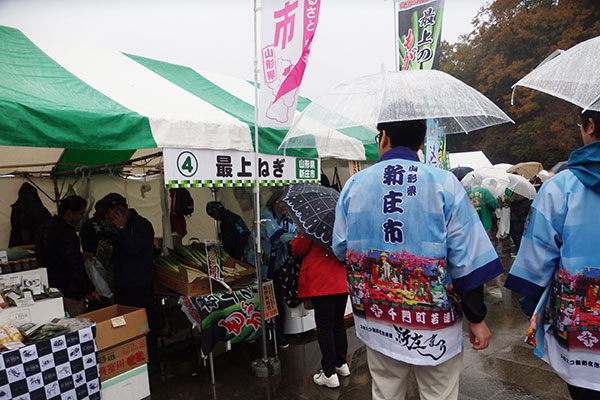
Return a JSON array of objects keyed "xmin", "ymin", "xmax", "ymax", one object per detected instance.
[{"xmin": 155, "ymin": 263, "xmax": 211, "ymax": 296}]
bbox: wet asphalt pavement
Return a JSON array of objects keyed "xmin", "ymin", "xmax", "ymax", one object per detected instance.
[{"xmin": 149, "ymin": 236, "xmax": 571, "ymax": 400}]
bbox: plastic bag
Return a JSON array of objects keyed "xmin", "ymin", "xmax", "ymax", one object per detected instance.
[{"xmin": 84, "ymin": 259, "xmax": 113, "ymax": 299}]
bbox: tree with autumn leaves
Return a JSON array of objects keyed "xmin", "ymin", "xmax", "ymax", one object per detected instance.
[{"xmin": 441, "ymin": 0, "xmax": 600, "ymax": 168}]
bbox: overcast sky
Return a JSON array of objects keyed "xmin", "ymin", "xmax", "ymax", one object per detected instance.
[{"xmin": 0, "ymin": 0, "xmax": 488, "ymax": 99}]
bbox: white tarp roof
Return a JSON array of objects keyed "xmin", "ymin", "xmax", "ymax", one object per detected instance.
[{"xmin": 449, "ymin": 151, "xmax": 493, "ymax": 170}]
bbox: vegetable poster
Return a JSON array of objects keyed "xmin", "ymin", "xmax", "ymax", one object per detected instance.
[
  {"xmin": 259, "ymin": 0, "xmax": 321, "ymax": 128},
  {"xmin": 397, "ymin": 0, "xmax": 445, "ymax": 71},
  {"xmin": 179, "ymin": 287, "xmax": 262, "ymax": 355},
  {"xmin": 204, "ymin": 240, "xmax": 223, "ymax": 282}
]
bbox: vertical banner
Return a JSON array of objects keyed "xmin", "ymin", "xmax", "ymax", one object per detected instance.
[
  {"xmin": 205, "ymin": 240, "xmax": 223, "ymax": 281},
  {"xmin": 396, "ymin": 0, "xmax": 447, "ymax": 169},
  {"xmin": 425, "ymin": 120, "xmax": 444, "ymax": 167},
  {"xmin": 397, "ymin": 0, "xmax": 445, "ymax": 71},
  {"xmin": 259, "ymin": 0, "xmax": 321, "ymax": 128}
]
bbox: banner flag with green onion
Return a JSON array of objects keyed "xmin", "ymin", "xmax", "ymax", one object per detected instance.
[
  {"xmin": 396, "ymin": 0, "xmax": 448, "ymax": 169},
  {"xmin": 397, "ymin": 0, "xmax": 445, "ymax": 71}
]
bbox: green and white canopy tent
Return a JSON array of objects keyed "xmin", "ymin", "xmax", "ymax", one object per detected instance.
[{"xmin": 0, "ymin": 24, "xmax": 378, "ymax": 181}]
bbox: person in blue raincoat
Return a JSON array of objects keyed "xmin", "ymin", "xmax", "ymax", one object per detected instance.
[
  {"xmin": 332, "ymin": 119, "xmax": 503, "ymax": 399},
  {"xmin": 247, "ymin": 189, "xmax": 296, "ymax": 348},
  {"xmin": 506, "ymin": 110, "xmax": 600, "ymax": 399}
]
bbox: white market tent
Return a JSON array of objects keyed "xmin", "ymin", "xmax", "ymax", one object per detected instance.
[
  {"xmin": 448, "ymin": 151, "xmax": 493, "ymax": 170},
  {"xmin": 0, "ymin": 25, "xmax": 325, "ymax": 247}
]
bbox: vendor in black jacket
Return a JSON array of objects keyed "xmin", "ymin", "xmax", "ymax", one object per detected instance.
[
  {"xmin": 206, "ymin": 201, "xmax": 250, "ymax": 260},
  {"xmin": 103, "ymin": 193, "xmax": 159, "ymax": 372},
  {"xmin": 36, "ymin": 195, "xmax": 100, "ymax": 316}
]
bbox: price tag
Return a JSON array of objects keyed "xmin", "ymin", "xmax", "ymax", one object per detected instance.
[{"xmin": 111, "ymin": 316, "xmax": 127, "ymax": 328}]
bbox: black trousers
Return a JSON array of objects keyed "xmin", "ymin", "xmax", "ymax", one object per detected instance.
[
  {"xmin": 312, "ymin": 293, "xmax": 348, "ymax": 377},
  {"xmin": 567, "ymin": 383, "xmax": 600, "ymax": 400},
  {"xmin": 510, "ymin": 219, "xmax": 525, "ymax": 251}
]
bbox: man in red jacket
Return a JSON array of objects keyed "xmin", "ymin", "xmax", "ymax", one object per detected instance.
[{"xmin": 291, "ymin": 231, "xmax": 349, "ymax": 388}]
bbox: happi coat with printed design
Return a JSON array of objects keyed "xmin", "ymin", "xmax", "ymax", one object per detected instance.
[
  {"xmin": 505, "ymin": 140, "xmax": 600, "ymax": 391},
  {"xmin": 332, "ymin": 146, "xmax": 503, "ymax": 366}
]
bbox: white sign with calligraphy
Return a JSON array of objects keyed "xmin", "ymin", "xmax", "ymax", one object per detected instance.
[{"xmin": 163, "ymin": 148, "xmax": 320, "ymax": 188}]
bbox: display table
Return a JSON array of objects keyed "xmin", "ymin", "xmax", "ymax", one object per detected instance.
[
  {"xmin": 0, "ymin": 324, "xmax": 100, "ymax": 400},
  {"xmin": 0, "ymin": 297, "xmax": 64, "ymax": 326}
]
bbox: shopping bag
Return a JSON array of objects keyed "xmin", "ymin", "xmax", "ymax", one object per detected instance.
[{"xmin": 84, "ymin": 258, "xmax": 113, "ymax": 299}]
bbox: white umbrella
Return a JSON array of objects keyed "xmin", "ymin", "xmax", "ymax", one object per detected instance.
[
  {"xmin": 462, "ymin": 168, "xmax": 537, "ymax": 200},
  {"xmin": 461, "ymin": 167, "xmax": 511, "ymax": 199},
  {"xmin": 279, "ymin": 70, "xmax": 514, "ymax": 157},
  {"xmin": 512, "ymin": 35, "xmax": 600, "ymax": 111},
  {"xmin": 506, "ymin": 174, "xmax": 537, "ymax": 200}
]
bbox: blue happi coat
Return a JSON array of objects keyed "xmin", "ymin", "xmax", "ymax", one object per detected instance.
[
  {"xmin": 506, "ymin": 140, "xmax": 600, "ymax": 391},
  {"xmin": 333, "ymin": 146, "xmax": 503, "ymax": 366},
  {"xmin": 246, "ymin": 206, "xmax": 296, "ymax": 279}
]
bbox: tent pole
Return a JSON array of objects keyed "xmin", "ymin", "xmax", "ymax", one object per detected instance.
[
  {"xmin": 159, "ymin": 172, "xmax": 174, "ymax": 255},
  {"xmin": 250, "ymin": 0, "xmax": 280, "ymax": 378},
  {"xmin": 52, "ymin": 175, "xmax": 60, "ymax": 214}
]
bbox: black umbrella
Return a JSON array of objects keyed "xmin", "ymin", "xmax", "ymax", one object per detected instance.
[
  {"xmin": 550, "ymin": 160, "xmax": 568, "ymax": 174},
  {"xmin": 281, "ymin": 183, "xmax": 339, "ymax": 252},
  {"xmin": 450, "ymin": 166, "xmax": 474, "ymax": 181}
]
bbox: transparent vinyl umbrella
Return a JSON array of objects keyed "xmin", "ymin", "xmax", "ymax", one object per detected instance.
[
  {"xmin": 279, "ymin": 70, "xmax": 514, "ymax": 157},
  {"xmin": 512, "ymin": 35, "xmax": 600, "ymax": 112},
  {"xmin": 462, "ymin": 168, "xmax": 537, "ymax": 200}
]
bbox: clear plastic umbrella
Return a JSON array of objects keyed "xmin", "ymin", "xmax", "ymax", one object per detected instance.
[
  {"xmin": 462, "ymin": 168, "xmax": 537, "ymax": 200},
  {"xmin": 512, "ymin": 35, "xmax": 600, "ymax": 112},
  {"xmin": 506, "ymin": 174, "xmax": 537, "ymax": 200},
  {"xmin": 461, "ymin": 167, "xmax": 511, "ymax": 198},
  {"xmin": 279, "ymin": 70, "xmax": 514, "ymax": 154}
]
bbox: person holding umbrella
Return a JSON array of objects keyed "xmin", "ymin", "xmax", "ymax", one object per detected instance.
[
  {"xmin": 508, "ymin": 36, "xmax": 600, "ymax": 398},
  {"xmin": 333, "ymin": 120, "xmax": 503, "ymax": 400},
  {"xmin": 246, "ymin": 189, "xmax": 296, "ymax": 348},
  {"xmin": 282, "ymin": 183, "xmax": 349, "ymax": 388},
  {"xmin": 506, "ymin": 110, "xmax": 600, "ymax": 399},
  {"xmin": 290, "ymin": 231, "xmax": 349, "ymax": 388}
]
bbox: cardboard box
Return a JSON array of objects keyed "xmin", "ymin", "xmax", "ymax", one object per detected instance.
[
  {"xmin": 222, "ymin": 257, "xmax": 255, "ymax": 277},
  {"xmin": 98, "ymin": 335, "xmax": 148, "ymax": 382},
  {"xmin": 79, "ymin": 304, "xmax": 149, "ymax": 350},
  {"xmin": 101, "ymin": 363, "xmax": 150, "ymax": 400},
  {"xmin": 0, "ymin": 296, "xmax": 64, "ymax": 324},
  {"xmin": 155, "ymin": 264, "xmax": 211, "ymax": 296}
]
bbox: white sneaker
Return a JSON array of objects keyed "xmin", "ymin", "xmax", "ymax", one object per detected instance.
[
  {"xmin": 335, "ymin": 363, "xmax": 350, "ymax": 377},
  {"xmin": 313, "ymin": 370, "xmax": 340, "ymax": 388}
]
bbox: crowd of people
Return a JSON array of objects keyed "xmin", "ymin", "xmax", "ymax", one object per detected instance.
[
  {"xmin": 16, "ymin": 109, "xmax": 599, "ymax": 399},
  {"xmin": 35, "ymin": 192, "xmax": 159, "ymax": 372}
]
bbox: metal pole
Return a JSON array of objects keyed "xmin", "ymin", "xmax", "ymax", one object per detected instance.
[
  {"xmin": 253, "ymin": 0, "xmax": 269, "ymax": 364},
  {"xmin": 393, "ymin": 0, "xmax": 399, "ymax": 71},
  {"xmin": 249, "ymin": 0, "xmax": 281, "ymax": 378},
  {"xmin": 159, "ymin": 172, "xmax": 174, "ymax": 255}
]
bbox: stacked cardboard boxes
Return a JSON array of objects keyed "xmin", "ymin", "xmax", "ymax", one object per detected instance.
[{"xmin": 79, "ymin": 305, "xmax": 150, "ymax": 399}]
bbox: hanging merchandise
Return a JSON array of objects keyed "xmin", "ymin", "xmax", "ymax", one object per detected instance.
[{"xmin": 173, "ymin": 188, "xmax": 194, "ymax": 217}]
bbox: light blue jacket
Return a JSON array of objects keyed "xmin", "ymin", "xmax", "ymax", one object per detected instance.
[
  {"xmin": 506, "ymin": 140, "xmax": 600, "ymax": 390},
  {"xmin": 333, "ymin": 146, "xmax": 502, "ymax": 365},
  {"xmin": 247, "ymin": 206, "xmax": 296, "ymax": 278}
]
